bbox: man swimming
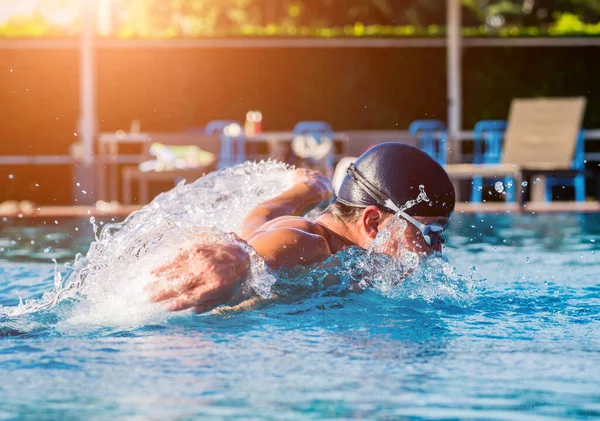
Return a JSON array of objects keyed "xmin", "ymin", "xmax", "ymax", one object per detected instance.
[{"xmin": 146, "ymin": 143, "xmax": 455, "ymax": 313}]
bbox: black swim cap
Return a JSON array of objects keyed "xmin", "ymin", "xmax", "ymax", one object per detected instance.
[{"xmin": 337, "ymin": 143, "xmax": 455, "ymax": 217}]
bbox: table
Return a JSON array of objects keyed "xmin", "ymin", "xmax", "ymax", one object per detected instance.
[
  {"xmin": 97, "ymin": 132, "xmax": 219, "ymax": 202},
  {"xmin": 97, "ymin": 131, "xmax": 349, "ymax": 203}
]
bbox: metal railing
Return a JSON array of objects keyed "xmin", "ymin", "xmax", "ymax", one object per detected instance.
[{"xmin": 2, "ymin": 129, "xmax": 600, "ymax": 165}]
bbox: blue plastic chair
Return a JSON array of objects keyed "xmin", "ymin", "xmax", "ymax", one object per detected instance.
[
  {"xmin": 471, "ymin": 120, "xmax": 515, "ymax": 203},
  {"xmin": 204, "ymin": 120, "xmax": 238, "ymax": 135},
  {"xmin": 293, "ymin": 121, "xmax": 334, "ymax": 141},
  {"xmin": 544, "ymin": 130, "xmax": 586, "ymax": 202},
  {"xmin": 408, "ymin": 120, "xmax": 447, "ymax": 166},
  {"xmin": 204, "ymin": 120, "xmax": 245, "ymax": 169},
  {"xmin": 293, "ymin": 121, "xmax": 335, "ymax": 171}
]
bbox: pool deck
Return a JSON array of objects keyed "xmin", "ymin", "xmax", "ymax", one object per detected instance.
[{"xmin": 0, "ymin": 202, "xmax": 599, "ymax": 219}]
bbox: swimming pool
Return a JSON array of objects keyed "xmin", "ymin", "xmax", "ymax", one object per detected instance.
[{"xmin": 1, "ymin": 209, "xmax": 598, "ymax": 420}]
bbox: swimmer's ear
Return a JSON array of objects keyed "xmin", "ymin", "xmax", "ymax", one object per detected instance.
[{"xmin": 361, "ymin": 206, "xmax": 387, "ymax": 239}]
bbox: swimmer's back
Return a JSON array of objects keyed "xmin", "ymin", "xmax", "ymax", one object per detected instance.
[{"xmin": 246, "ymin": 216, "xmax": 332, "ymax": 268}]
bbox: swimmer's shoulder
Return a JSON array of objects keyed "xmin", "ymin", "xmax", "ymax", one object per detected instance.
[
  {"xmin": 246, "ymin": 216, "xmax": 323, "ymax": 239},
  {"xmin": 245, "ymin": 216, "xmax": 331, "ymax": 268}
]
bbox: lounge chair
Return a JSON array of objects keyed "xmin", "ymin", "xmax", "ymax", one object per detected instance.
[{"xmin": 446, "ymin": 97, "xmax": 587, "ymax": 204}]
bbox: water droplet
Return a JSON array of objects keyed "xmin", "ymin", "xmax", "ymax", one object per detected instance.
[
  {"xmin": 494, "ymin": 181, "xmax": 504, "ymax": 193},
  {"xmin": 8, "ymin": 174, "xmax": 14, "ymax": 179},
  {"xmin": 52, "ymin": 258, "xmax": 62, "ymax": 290},
  {"xmin": 54, "ymin": 220, "xmax": 59, "ymax": 225},
  {"xmin": 30, "ymin": 240, "xmax": 35, "ymax": 245},
  {"xmin": 35, "ymin": 183, "xmax": 39, "ymax": 187},
  {"xmin": 535, "ymin": 178, "xmax": 541, "ymax": 183},
  {"xmin": 90, "ymin": 216, "xmax": 99, "ymax": 240},
  {"xmin": 82, "ymin": 190, "xmax": 87, "ymax": 195},
  {"xmin": 525, "ymin": 256, "xmax": 530, "ymax": 263},
  {"xmin": 9, "ymin": 69, "xmax": 13, "ymax": 72},
  {"xmin": 579, "ymin": 254, "xmax": 584, "ymax": 259},
  {"xmin": 521, "ymin": 181, "xmax": 528, "ymax": 187},
  {"xmin": 507, "ymin": 181, "xmax": 513, "ymax": 188}
]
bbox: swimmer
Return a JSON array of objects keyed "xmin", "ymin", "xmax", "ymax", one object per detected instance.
[{"xmin": 147, "ymin": 143, "xmax": 455, "ymax": 313}]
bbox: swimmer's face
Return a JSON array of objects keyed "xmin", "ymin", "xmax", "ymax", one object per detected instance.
[{"xmin": 357, "ymin": 206, "xmax": 448, "ymax": 256}]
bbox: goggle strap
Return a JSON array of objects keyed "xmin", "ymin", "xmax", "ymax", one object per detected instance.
[{"xmin": 347, "ymin": 164, "xmax": 399, "ymax": 212}]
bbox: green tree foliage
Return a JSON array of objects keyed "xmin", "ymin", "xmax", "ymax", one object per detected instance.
[{"xmin": 0, "ymin": 0, "xmax": 598, "ymax": 38}]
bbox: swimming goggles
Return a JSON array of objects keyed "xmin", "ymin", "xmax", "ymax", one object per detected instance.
[{"xmin": 345, "ymin": 163, "xmax": 447, "ymax": 246}]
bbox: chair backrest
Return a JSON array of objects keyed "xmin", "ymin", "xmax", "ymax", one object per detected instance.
[
  {"xmin": 205, "ymin": 120, "xmax": 240, "ymax": 135},
  {"xmin": 501, "ymin": 98, "xmax": 587, "ymax": 170},
  {"xmin": 408, "ymin": 120, "xmax": 447, "ymax": 166},
  {"xmin": 473, "ymin": 120, "xmax": 508, "ymax": 165},
  {"xmin": 293, "ymin": 121, "xmax": 333, "ymax": 143}
]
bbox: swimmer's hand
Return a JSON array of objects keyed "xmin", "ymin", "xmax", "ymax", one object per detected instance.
[
  {"xmin": 292, "ymin": 168, "xmax": 333, "ymax": 202},
  {"xmin": 146, "ymin": 242, "xmax": 250, "ymax": 313}
]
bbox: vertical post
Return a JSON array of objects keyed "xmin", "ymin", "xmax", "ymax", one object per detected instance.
[
  {"xmin": 446, "ymin": 0, "xmax": 462, "ymax": 163},
  {"xmin": 77, "ymin": 0, "xmax": 97, "ymax": 204}
]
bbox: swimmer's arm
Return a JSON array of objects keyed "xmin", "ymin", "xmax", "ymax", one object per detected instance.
[{"xmin": 241, "ymin": 169, "xmax": 332, "ymax": 239}]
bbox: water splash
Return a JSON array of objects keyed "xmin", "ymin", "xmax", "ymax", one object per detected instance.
[
  {"xmin": 0, "ymin": 161, "xmax": 474, "ymax": 329},
  {"xmin": 273, "ymin": 209, "xmax": 476, "ymax": 306},
  {"xmin": 0, "ymin": 161, "xmax": 294, "ymax": 323}
]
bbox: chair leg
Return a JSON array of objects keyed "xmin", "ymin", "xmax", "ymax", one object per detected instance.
[
  {"xmin": 140, "ymin": 178, "xmax": 149, "ymax": 205},
  {"xmin": 544, "ymin": 180, "xmax": 552, "ymax": 202},
  {"xmin": 471, "ymin": 176, "xmax": 483, "ymax": 203},
  {"xmin": 504, "ymin": 176, "xmax": 515, "ymax": 202},
  {"xmin": 575, "ymin": 174, "xmax": 586, "ymax": 202},
  {"xmin": 237, "ymin": 137, "xmax": 245, "ymax": 164},
  {"xmin": 122, "ymin": 171, "xmax": 132, "ymax": 206}
]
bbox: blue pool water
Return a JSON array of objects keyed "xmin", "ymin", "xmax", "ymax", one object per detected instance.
[
  {"xmin": 1, "ymin": 161, "xmax": 599, "ymax": 421},
  {"xmin": 1, "ymin": 210, "xmax": 599, "ymax": 420}
]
